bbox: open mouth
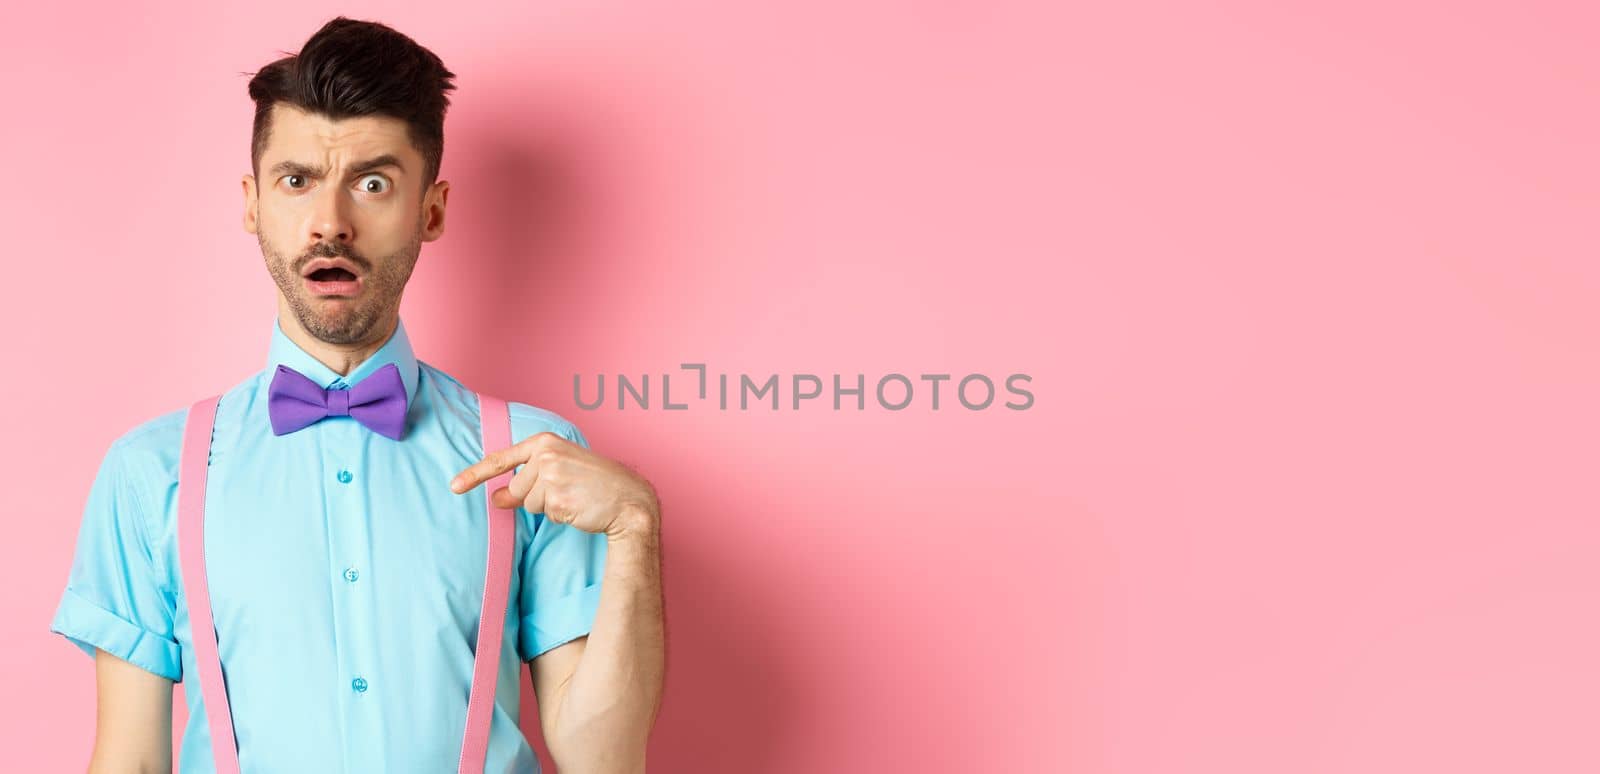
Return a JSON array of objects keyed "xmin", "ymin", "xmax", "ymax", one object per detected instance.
[
  {"xmin": 304, "ymin": 266, "xmax": 362, "ymax": 296},
  {"xmin": 307, "ymin": 267, "xmax": 358, "ymax": 282}
]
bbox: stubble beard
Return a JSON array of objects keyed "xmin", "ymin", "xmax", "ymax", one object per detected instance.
[{"xmin": 259, "ymin": 226, "xmax": 422, "ymax": 347}]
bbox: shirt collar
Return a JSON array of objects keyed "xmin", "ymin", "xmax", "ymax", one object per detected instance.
[{"xmin": 265, "ymin": 315, "xmax": 421, "ymax": 407}]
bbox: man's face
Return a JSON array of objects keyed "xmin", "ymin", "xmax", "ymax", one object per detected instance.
[{"xmin": 243, "ymin": 103, "xmax": 448, "ymax": 345}]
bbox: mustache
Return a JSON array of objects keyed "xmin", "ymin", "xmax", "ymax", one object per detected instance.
[{"xmin": 297, "ymin": 245, "xmax": 368, "ymax": 272}]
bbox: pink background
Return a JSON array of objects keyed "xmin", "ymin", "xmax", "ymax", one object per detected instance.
[{"xmin": 3, "ymin": 1, "xmax": 1598, "ymax": 772}]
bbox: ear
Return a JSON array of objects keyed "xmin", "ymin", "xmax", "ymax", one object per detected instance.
[
  {"xmin": 421, "ymin": 179, "xmax": 449, "ymax": 242},
  {"xmin": 242, "ymin": 174, "xmax": 259, "ymax": 234}
]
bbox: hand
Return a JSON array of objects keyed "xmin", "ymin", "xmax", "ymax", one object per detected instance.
[{"xmin": 449, "ymin": 431, "xmax": 659, "ymax": 539}]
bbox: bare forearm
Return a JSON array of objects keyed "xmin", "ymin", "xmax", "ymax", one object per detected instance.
[
  {"xmin": 91, "ymin": 649, "xmax": 173, "ymax": 774},
  {"xmin": 87, "ymin": 758, "xmax": 169, "ymax": 774},
  {"xmin": 88, "ymin": 739, "xmax": 170, "ymax": 774},
  {"xmin": 550, "ymin": 508, "xmax": 665, "ymax": 773}
]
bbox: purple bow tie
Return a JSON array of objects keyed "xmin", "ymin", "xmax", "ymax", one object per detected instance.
[{"xmin": 267, "ymin": 362, "xmax": 408, "ymax": 440}]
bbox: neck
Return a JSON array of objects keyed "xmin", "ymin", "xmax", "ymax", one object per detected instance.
[{"xmin": 276, "ymin": 298, "xmax": 396, "ymax": 377}]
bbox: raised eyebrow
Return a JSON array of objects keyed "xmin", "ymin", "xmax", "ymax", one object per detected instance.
[
  {"xmin": 268, "ymin": 154, "xmax": 406, "ymax": 179},
  {"xmin": 350, "ymin": 154, "xmax": 405, "ymax": 176},
  {"xmin": 268, "ymin": 160, "xmax": 322, "ymax": 178}
]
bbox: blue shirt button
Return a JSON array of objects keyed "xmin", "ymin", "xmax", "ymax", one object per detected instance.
[
  {"xmin": 352, "ymin": 677, "xmax": 368, "ymax": 693},
  {"xmin": 344, "ymin": 568, "xmax": 359, "ymax": 582},
  {"xmin": 337, "ymin": 469, "xmax": 353, "ymax": 484}
]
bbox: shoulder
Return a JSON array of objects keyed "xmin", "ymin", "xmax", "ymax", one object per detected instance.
[
  {"xmin": 98, "ymin": 370, "xmax": 257, "ymax": 510},
  {"xmin": 112, "ymin": 371, "xmax": 257, "ymax": 457},
  {"xmin": 418, "ymin": 360, "xmax": 590, "ymax": 448},
  {"xmin": 507, "ymin": 401, "xmax": 588, "ymax": 447},
  {"xmin": 105, "ymin": 404, "xmax": 188, "ymax": 483},
  {"xmin": 77, "ymin": 404, "xmax": 188, "ymax": 545}
]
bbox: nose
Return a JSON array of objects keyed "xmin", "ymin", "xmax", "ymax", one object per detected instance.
[{"xmin": 306, "ymin": 185, "xmax": 354, "ymax": 245}]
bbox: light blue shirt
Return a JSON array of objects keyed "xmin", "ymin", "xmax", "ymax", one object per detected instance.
[{"xmin": 50, "ymin": 315, "xmax": 606, "ymax": 773}]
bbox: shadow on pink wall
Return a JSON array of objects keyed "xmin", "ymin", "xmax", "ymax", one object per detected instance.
[{"xmin": 428, "ymin": 82, "xmax": 803, "ymax": 771}]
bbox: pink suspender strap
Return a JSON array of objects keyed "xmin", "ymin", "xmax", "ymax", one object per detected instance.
[
  {"xmin": 178, "ymin": 394, "xmax": 241, "ymax": 774},
  {"xmin": 176, "ymin": 391, "xmax": 518, "ymax": 774},
  {"xmin": 458, "ymin": 392, "xmax": 517, "ymax": 774}
]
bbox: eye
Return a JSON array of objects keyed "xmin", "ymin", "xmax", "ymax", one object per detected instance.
[
  {"xmin": 281, "ymin": 174, "xmax": 310, "ymax": 190},
  {"xmin": 356, "ymin": 173, "xmax": 391, "ymax": 194}
]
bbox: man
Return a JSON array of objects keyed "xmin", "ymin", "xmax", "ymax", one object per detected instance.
[{"xmin": 48, "ymin": 16, "xmax": 665, "ymax": 774}]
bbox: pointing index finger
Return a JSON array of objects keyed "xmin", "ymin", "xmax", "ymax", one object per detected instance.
[{"xmin": 449, "ymin": 445, "xmax": 525, "ymax": 494}]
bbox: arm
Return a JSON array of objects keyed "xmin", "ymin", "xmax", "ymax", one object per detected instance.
[
  {"xmin": 89, "ymin": 648, "xmax": 173, "ymax": 774},
  {"xmin": 50, "ymin": 437, "xmax": 183, "ymax": 773},
  {"xmin": 452, "ymin": 428, "xmax": 667, "ymax": 773},
  {"xmin": 532, "ymin": 512, "xmax": 665, "ymax": 774}
]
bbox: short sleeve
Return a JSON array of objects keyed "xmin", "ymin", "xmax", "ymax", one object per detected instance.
[
  {"xmin": 49, "ymin": 438, "xmax": 182, "ymax": 681},
  {"xmin": 515, "ymin": 417, "xmax": 608, "ymax": 661}
]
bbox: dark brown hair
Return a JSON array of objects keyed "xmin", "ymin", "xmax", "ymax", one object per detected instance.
[{"xmin": 246, "ymin": 17, "xmax": 457, "ymax": 189}]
